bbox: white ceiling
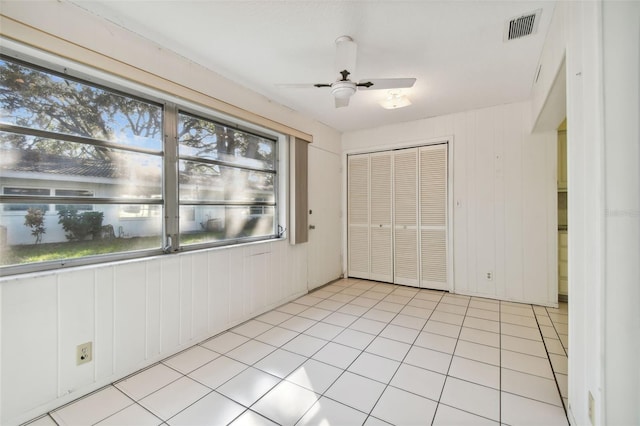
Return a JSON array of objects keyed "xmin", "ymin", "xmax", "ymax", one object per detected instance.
[{"xmin": 70, "ymin": 1, "xmax": 556, "ymax": 133}]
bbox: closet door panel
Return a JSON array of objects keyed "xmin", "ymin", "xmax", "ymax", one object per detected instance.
[
  {"xmin": 369, "ymin": 152, "xmax": 393, "ymax": 282},
  {"xmin": 348, "ymin": 155, "xmax": 370, "ymax": 278},
  {"xmin": 421, "ymin": 229, "xmax": 447, "ymax": 288},
  {"xmin": 349, "ymin": 227, "xmax": 370, "ymax": 278},
  {"xmin": 370, "ymin": 227, "xmax": 393, "ymax": 281},
  {"xmin": 394, "ymin": 150, "xmax": 418, "ymax": 227},
  {"xmin": 395, "ymin": 228, "xmax": 418, "ymax": 285},
  {"xmin": 394, "ymin": 148, "xmax": 419, "ymax": 287},
  {"xmin": 419, "ymin": 144, "xmax": 448, "ymax": 290}
]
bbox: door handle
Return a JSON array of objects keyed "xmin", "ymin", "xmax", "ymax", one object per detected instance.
[{"xmin": 309, "ymin": 225, "xmax": 316, "ymax": 230}]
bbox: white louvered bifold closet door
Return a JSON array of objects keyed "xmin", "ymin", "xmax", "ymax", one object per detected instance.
[
  {"xmin": 393, "ymin": 148, "xmax": 419, "ymax": 287},
  {"xmin": 348, "ymin": 154, "xmax": 370, "ymax": 279},
  {"xmin": 369, "ymin": 152, "xmax": 393, "ymax": 283},
  {"xmin": 419, "ymin": 144, "xmax": 448, "ymax": 289}
]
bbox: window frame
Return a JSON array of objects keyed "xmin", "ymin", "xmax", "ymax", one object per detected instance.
[
  {"xmin": 174, "ymin": 107, "xmax": 279, "ymax": 251},
  {"xmin": 0, "ymin": 48, "xmax": 286, "ymax": 276}
]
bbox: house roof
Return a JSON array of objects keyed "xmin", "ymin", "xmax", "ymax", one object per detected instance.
[
  {"xmin": 0, "ymin": 149, "xmax": 159, "ymax": 182},
  {"xmin": 0, "ymin": 149, "xmax": 271, "ymax": 190}
]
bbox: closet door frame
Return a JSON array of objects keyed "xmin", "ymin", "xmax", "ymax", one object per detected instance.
[
  {"xmin": 344, "ymin": 138, "xmax": 454, "ymax": 293},
  {"xmin": 419, "ymin": 144, "xmax": 449, "ymax": 290}
]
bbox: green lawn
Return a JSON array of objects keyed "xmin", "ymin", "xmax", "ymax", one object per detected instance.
[
  {"xmin": 0, "ymin": 236, "xmax": 161, "ymax": 266},
  {"xmin": 0, "ymin": 231, "xmax": 237, "ymax": 266},
  {"xmin": 0, "ymin": 217, "xmax": 275, "ymax": 268}
]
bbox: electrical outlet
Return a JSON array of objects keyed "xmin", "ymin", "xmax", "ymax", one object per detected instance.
[
  {"xmin": 486, "ymin": 271, "xmax": 493, "ymax": 280},
  {"xmin": 76, "ymin": 342, "xmax": 92, "ymax": 365},
  {"xmin": 588, "ymin": 391, "xmax": 595, "ymax": 425}
]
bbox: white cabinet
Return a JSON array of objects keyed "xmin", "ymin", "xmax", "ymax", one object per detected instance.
[
  {"xmin": 557, "ymin": 130, "xmax": 567, "ymax": 190},
  {"xmin": 347, "ymin": 144, "xmax": 449, "ymax": 290},
  {"xmin": 558, "ymin": 230, "xmax": 568, "ymax": 296}
]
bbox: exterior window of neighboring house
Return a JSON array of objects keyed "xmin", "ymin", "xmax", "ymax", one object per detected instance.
[
  {"xmin": 2, "ymin": 188, "xmax": 94, "ymax": 212},
  {"xmin": 55, "ymin": 189, "xmax": 94, "ymax": 211},
  {"xmin": 0, "ymin": 53, "xmax": 281, "ymax": 274},
  {"xmin": 2, "ymin": 187, "xmax": 51, "ymax": 211}
]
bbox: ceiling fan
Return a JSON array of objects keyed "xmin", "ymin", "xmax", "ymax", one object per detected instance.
[{"xmin": 280, "ymin": 35, "xmax": 417, "ymax": 108}]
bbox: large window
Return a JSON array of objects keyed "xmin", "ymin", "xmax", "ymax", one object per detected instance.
[
  {"xmin": 178, "ymin": 112, "xmax": 277, "ymax": 246},
  {"xmin": 0, "ymin": 54, "xmax": 281, "ymax": 273}
]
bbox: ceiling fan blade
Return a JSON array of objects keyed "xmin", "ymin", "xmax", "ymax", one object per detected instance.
[
  {"xmin": 275, "ymin": 83, "xmax": 322, "ymax": 89},
  {"xmin": 335, "ymin": 96, "xmax": 350, "ymax": 108},
  {"xmin": 335, "ymin": 35, "xmax": 357, "ymax": 75},
  {"xmin": 357, "ymin": 78, "xmax": 417, "ymax": 90}
]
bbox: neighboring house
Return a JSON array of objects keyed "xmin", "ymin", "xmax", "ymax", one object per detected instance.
[
  {"xmin": 1, "ymin": 149, "xmax": 274, "ymax": 245},
  {"xmin": 1, "ymin": 148, "xmax": 162, "ymax": 245}
]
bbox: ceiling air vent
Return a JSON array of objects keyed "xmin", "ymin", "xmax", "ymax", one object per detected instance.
[{"xmin": 504, "ymin": 9, "xmax": 542, "ymax": 41}]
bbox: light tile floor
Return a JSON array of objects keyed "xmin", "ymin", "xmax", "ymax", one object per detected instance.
[{"xmin": 29, "ymin": 279, "xmax": 570, "ymax": 426}]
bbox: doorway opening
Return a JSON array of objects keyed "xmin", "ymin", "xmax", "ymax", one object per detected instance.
[{"xmin": 557, "ymin": 119, "xmax": 568, "ymax": 303}]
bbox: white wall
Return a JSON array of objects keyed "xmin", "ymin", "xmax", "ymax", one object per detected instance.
[
  {"xmin": 1, "ymin": 242, "xmax": 308, "ymax": 425},
  {"xmin": 342, "ymin": 101, "xmax": 558, "ymax": 307},
  {"xmin": 600, "ymin": 2, "xmax": 640, "ymax": 424},
  {"xmin": 534, "ymin": 1, "xmax": 640, "ymax": 424},
  {"xmin": 0, "ymin": 2, "xmax": 343, "ymax": 424}
]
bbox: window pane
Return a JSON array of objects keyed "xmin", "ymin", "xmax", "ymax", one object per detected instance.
[
  {"xmin": 55, "ymin": 189, "xmax": 94, "ymax": 197},
  {"xmin": 1, "ymin": 188, "xmax": 50, "ymax": 211},
  {"xmin": 3, "ymin": 187, "xmax": 50, "ymax": 196},
  {"xmin": 0, "ymin": 203, "xmax": 162, "ymax": 267},
  {"xmin": 55, "ymin": 204, "xmax": 93, "ymax": 212},
  {"xmin": 3, "ymin": 203, "xmax": 50, "ymax": 212},
  {"xmin": 180, "ymin": 205, "xmax": 275, "ymax": 245},
  {"xmin": 179, "ymin": 160, "xmax": 275, "ymax": 203},
  {"xmin": 1, "ymin": 132, "xmax": 162, "ymax": 200},
  {"xmin": 0, "ymin": 58, "xmax": 163, "ymax": 150},
  {"xmin": 178, "ymin": 113, "xmax": 275, "ymax": 170},
  {"xmin": 54, "ymin": 189, "xmax": 94, "ymax": 210},
  {"xmin": 119, "ymin": 204, "xmax": 162, "ymax": 218}
]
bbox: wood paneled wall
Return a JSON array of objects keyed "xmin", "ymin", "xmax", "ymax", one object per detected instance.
[
  {"xmin": 0, "ymin": 242, "xmax": 307, "ymax": 424},
  {"xmin": 343, "ymin": 101, "xmax": 557, "ymax": 306}
]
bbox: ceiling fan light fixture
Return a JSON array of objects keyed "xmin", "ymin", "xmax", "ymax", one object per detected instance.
[
  {"xmin": 379, "ymin": 91, "xmax": 411, "ymax": 109},
  {"xmin": 331, "ymin": 80, "xmax": 356, "ymax": 99}
]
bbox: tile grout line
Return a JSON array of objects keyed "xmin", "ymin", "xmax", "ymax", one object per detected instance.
[
  {"xmin": 241, "ymin": 280, "xmax": 419, "ymax": 425},
  {"xmin": 298, "ymin": 281, "xmax": 447, "ymax": 423},
  {"xmin": 323, "ymin": 287, "xmax": 509, "ymax": 424},
  {"xmin": 232, "ymin": 284, "xmax": 368, "ymax": 420},
  {"xmin": 498, "ymin": 300, "xmax": 503, "ymax": 425},
  {"xmin": 431, "ymin": 293, "xmax": 472, "ymax": 426},
  {"xmin": 194, "ymin": 279, "xmax": 365, "ymax": 425},
  {"xmin": 534, "ymin": 304, "xmax": 569, "ymax": 422},
  {"xmin": 358, "ymin": 284, "xmax": 443, "ymax": 425},
  {"xmin": 104, "ymin": 387, "xmax": 162, "ymax": 426},
  {"xmin": 281, "ymin": 280, "xmax": 404, "ymax": 425},
  {"xmin": 338, "ymin": 282, "xmax": 437, "ymax": 422},
  {"xmin": 545, "ymin": 305, "xmax": 569, "ymax": 357},
  {"xmin": 178, "ymin": 307, "xmax": 327, "ymax": 424}
]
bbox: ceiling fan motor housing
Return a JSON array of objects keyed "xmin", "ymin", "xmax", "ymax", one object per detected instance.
[{"xmin": 331, "ymin": 80, "xmax": 356, "ymax": 99}]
